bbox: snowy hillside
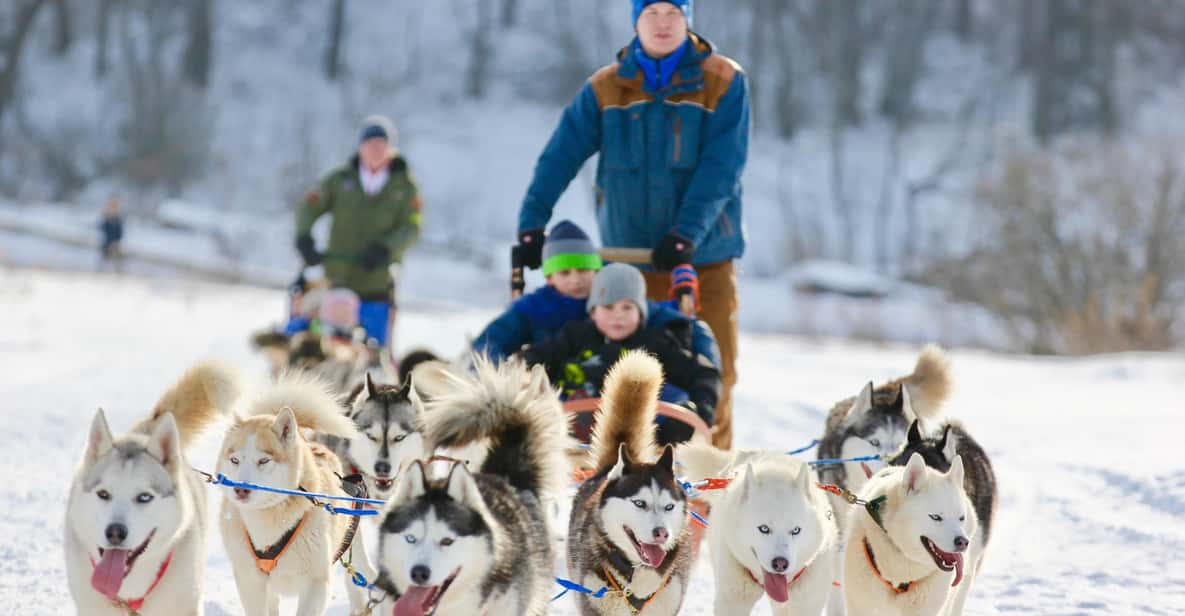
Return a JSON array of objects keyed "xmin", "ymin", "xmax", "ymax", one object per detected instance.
[{"xmin": 3, "ymin": 269, "xmax": 1183, "ymax": 614}]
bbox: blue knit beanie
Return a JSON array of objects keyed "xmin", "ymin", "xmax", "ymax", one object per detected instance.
[
  {"xmin": 632, "ymin": 0, "xmax": 692, "ymax": 27},
  {"xmin": 542, "ymin": 220, "xmax": 602, "ymax": 276}
]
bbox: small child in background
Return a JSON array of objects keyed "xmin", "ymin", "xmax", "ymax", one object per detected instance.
[{"xmin": 98, "ymin": 196, "xmax": 124, "ymax": 271}]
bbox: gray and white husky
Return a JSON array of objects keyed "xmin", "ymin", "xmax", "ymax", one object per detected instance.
[
  {"xmin": 678, "ymin": 444, "xmax": 840, "ymax": 615},
  {"xmin": 376, "ymin": 357, "xmax": 570, "ymax": 616},
  {"xmin": 569, "ymin": 351, "xmax": 693, "ymax": 616},
  {"xmin": 817, "ymin": 345, "xmax": 952, "ymax": 529},
  {"xmin": 65, "ymin": 362, "xmax": 239, "ymax": 616},
  {"xmin": 887, "ymin": 419, "xmax": 996, "ymax": 615},
  {"xmin": 326, "ymin": 373, "xmax": 428, "ymax": 501},
  {"xmin": 843, "ymin": 453, "xmax": 978, "ymax": 616}
]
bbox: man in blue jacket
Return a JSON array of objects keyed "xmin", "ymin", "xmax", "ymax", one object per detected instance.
[{"xmin": 514, "ymin": 0, "xmax": 747, "ymax": 449}]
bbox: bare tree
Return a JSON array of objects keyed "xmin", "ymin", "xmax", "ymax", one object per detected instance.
[
  {"xmin": 466, "ymin": 0, "xmax": 492, "ymax": 98},
  {"xmin": 325, "ymin": 0, "xmax": 346, "ymax": 80},
  {"xmin": 51, "ymin": 0, "xmax": 72, "ymax": 56},
  {"xmin": 952, "ymin": 0, "xmax": 972, "ymax": 41},
  {"xmin": 182, "ymin": 0, "xmax": 212, "ymax": 89},
  {"xmin": 501, "ymin": 0, "xmax": 518, "ymax": 29},
  {"xmin": 878, "ymin": 0, "xmax": 941, "ymax": 127},
  {"xmin": 824, "ymin": 0, "xmax": 864, "ymax": 126},
  {"xmin": 95, "ymin": 0, "xmax": 116, "ymax": 77},
  {"xmin": 0, "ymin": 0, "xmax": 48, "ymax": 129}
]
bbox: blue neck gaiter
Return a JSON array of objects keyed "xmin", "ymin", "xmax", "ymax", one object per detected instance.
[{"xmin": 633, "ymin": 38, "xmax": 689, "ymax": 93}]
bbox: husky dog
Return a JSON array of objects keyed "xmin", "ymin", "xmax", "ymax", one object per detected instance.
[
  {"xmin": 817, "ymin": 345, "xmax": 952, "ymax": 527},
  {"xmin": 888, "ymin": 420, "xmax": 996, "ymax": 615},
  {"xmin": 217, "ymin": 372, "xmax": 376, "ymax": 616},
  {"xmin": 678, "ymin": 444, "xmax": 840, "ymax": 615},
  {"xmin": 325, "ymin": 373, "xmax": 428, "ymax": 501},
  {"xmin": 375, "ymin": 356, "xmax": 569, "ymax": 616},
  {"xmin": 844, "ymin": 453, "xmax": 977, "ymax": 616},
  {"xmin": 568, "ymin": 351, "xmax": 692, "ymax": 616},
  {"xmin": 65, "ymin": 362, "xmax": 240, "ymax": 616}
]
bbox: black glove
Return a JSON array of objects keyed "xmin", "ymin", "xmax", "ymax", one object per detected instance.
[
  {"xmin": 652, "ymin": 233, "xmax": 695, "ymax": 271},
  {"xmin": 295, "ymin": 234, "xmax": 322, "ymax": 266},
  {"xmin": 517, "ymin": 228, "xmax": 545, "ymax": 269},
  {"xmin": 360, "ymin": 242, "xmax": 390, "ymax": 271}
]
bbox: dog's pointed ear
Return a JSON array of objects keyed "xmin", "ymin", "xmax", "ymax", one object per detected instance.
[
  {"xmin": 86, "ymin": 409, "xmax": 115, "ymax": 464},
  {"xmin": 901, "ymin": 385, "xmax": 917, "ymax": 423},
  {"xmin": 394, "ymin": 460, "xmax": 427, "ymax": 502},
  {"xmin": 941, "ymin": 427, "xmax": 957, "ymax": 462},
  {"xmin": 445, "ymin": 462, "xmax": 481, "ymax": 506},
  {"xmin": 528, "ymin": 363, "xmax": 552, "ymax": 398},
  {"xmin": 608, "ymin": 443, "xmax": 631, "ymax": 482},
  {"xmin": 904, "ymin": 452, "xmax": 927, "ymax": 494},
  {"xmin": 796, "ymin": 463, "xmax": 814, "ymax": 494},
  {"xmin": 407, "ymin": 382, "xmax": 427, "ymax": 415},
  {"xmin": 365, "ymin": 372, "xmax": 378, "ymax": 399},
  {"xmin": 843, "ymin": 382, "xmax": 875, "ymax": 426},
  {"xmin": 272, "ymin": 408, "xmax": 299, "ymax": 445},
  {"xmin": 147, "ymin": 413, "xmax": 181, "ymax": 470},
  {"xmin": 907, "ymin": 419, "xmax": 923, "ymax": 445},
  {"xmin": 948, "ymin": 454, "xmax": 964, "ymax": 487},
  {"xmin": 657, "ymin": 445, "xmax": 675, "ymax": 472},
  {"xmin": 739, "ymin": 463, "xmax": 756, "ymax": 499}
]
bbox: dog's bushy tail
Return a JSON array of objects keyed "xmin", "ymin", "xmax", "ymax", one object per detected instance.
[
  {"xmin": 421, "ymin": 355, "xmax": 570, "ymax": 499},
  {"xmin": 136, "ymin": 360, "xmax": 241, "ymax": 449},
  {"xmin": 398, "ymin": 348, "xmax": 442, "ymax": 386},
  {"xmin": 901, "ymin": 344, "xmax": 952, "ymax": 419},
  {"xmin": 246, "ymin": 370, "xmax": 358, "ymax": 438},
  {"xmin": 589, "ymin": 351, "xmax": 663, "ymax": 474}
]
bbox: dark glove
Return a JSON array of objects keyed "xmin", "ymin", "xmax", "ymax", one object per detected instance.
[
  {"xmin": 295, "ymin": 234, "xmax": 322, "ymax": 266},
  {"xmin": 517, "ymin": 228, "xmax": 545, "ymax": 269},
  {"xmin": 360, "ymin": 242, "xmax": 390, "ymax": 271},
  {"xmin": 652, "ymin": 233, "xmax": 695, "ymax": 271}
]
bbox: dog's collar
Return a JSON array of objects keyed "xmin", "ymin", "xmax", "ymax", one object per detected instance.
[
  {"xmin": 863, "ymin": 538, "xmax": 914, "ymax": 594},
  {"xmin": 245, "ymin": 511, "xmax": 310, "ymax": 575},
  {"xmin": 601, "ymin": 562, "xmax": 675, "ymax": 615},
  {"xmin": 89, "ymin": 550, "xmax": 174, "ymax": 613},
  {"xmin": 744, "ymin": 564, "xmax": 807, "ymax": 592}
]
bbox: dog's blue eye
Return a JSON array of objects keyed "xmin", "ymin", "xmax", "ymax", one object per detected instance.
[
  {"xmin": 758, "ymin": 525, "xmax": 770, "ymax": 535},
  {"xmin": 791, "ymin": 526, "xmax": 801, "ymax": 536},
  {"xmin": 632, "ymin": 499, "xmax": 646, "ymax": 510},
  {"xmin": 136, "ymin": 493, "xmax": 154, "ymax": 504},
  {"xmin": 96, "ymin": 489, "xmax": 111, "ymax": 501},
  {"xmin": 929, "ymin": 514, "xmax": 942, "ymax": 522},
  {"xmin": 664, "ymin": 503, "xmax": 675, "ymax": 512},
  {"xmin": 405, "ymin": 535, "xmax": 417, "ymax": 544},
  {"xmin": 393, "ymin": 434, "xmax": 407, "ymax": 443}
]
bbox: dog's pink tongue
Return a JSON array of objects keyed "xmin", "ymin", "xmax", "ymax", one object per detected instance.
[
  {"xmin": 638, "ymin": 543, "xmax": 667, "ymax": 568},
  {"xmin": 91, "ymin": 549, "xmax": 129, "ymax": 600},
  {"xmin": 951, "ymin": 553, "xmax": 964, "ymax": 587},
  {"xmin": 762, "ymin": 571, "xmax": 790, "ymax": 603},
  {"xmin": 393, "ymin": 586, "xmax": 436, "ymax": 616}
]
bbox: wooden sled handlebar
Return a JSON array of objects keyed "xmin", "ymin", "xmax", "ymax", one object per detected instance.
[{"xmin": 562, "ymin": 398, "xmax": 712, "ymax": 443}]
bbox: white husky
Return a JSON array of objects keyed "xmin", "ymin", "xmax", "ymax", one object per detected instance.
[
  {"xmin": 65, "ymin": 362, "xmax": 239, "ymax": 616},
  {"xmin": 679, "ymin": 444, "xmax": 839, "ymax": 615},
  {"xmin": 843, "ymin": 452, "xmax": 978, "ymax": 616},
  {"xmin": 217, "ymin": 371, "xmax": 376, "ymax": 616}
]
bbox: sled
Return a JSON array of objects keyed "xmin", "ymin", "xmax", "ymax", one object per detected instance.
[{"xmin": 563, "ymin": 398, "xmax": 712, "ymax": 556}]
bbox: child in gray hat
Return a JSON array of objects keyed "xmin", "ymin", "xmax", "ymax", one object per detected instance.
[{"xmin": 522, "ymin": 263, "xmax": 720, "ymax": 443}]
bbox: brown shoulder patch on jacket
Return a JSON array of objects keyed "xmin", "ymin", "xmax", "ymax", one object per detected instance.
[
  {"xmin": 589, "ymin": 62, "xmax": 651, "ymax": 110},
  {"xmin": 700, "ymin": 54, "xmax": 742, "ymax": 112},
  {"xmin": 303, "ymin": 190, "xmax": 321, "ymax": 205}
]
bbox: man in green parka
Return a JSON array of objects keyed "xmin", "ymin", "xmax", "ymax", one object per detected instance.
[{"xmin": 294, "ymin": 114, "xmax": 422, "ymax": 354}]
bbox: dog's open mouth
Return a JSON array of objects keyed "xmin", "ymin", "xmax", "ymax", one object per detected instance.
[
  {"xmin": 92, "ymin": 529, "xmax": 155, "ymax": 600},
  {"xmin": 373, "ymin": 477, "xmax": 395, "ymax": 492},
  {"xmin": 625, "ymin": 526, "xmax": 668, "ymax": 568},
  {"xmin": 393, "ymin": 567, "xmax": 460, "ymax": 616},
  {"xmin": 921, "ymin": 536, "xmax": 964, "ymax": 587},
  {"xmin": 860, "ymin": 461, "xmax": 874, "ymax": 479}
]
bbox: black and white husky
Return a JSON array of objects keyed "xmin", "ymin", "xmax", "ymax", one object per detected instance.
[
  {"xmin": 375, "ymin": 357, "xmax": 570, "ymax": 616},
  {"xmin": 887, "ymin": 419, "xmax": 996, "ymax": 614},
  {"xmin": 568, "ymin": 351, "xmax": 693, "ymax": 616},
  {"xmin": 326, "ymin": 373, "xmax": 427, "ymax": 501}
]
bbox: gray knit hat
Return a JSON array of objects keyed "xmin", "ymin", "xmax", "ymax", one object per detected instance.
[
  {"xmin": 587, "ymin": 263, "xmax": 649, "ymax": 321},
  {"xmin": 359, "ymin": 114, "xmax": 397, "ymax": 144}
]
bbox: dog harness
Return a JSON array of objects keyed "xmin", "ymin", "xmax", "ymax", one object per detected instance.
[
  {"xmin": 862, "ymin": 539, "xmax": 914, "ymax": 594},
  {"xmin": 246, "ymin": 511, "xmax": 311, "ymax": 575},
  {"xmin": 90, "ymin": 551, "xmax": 174, "ymax": 615},
  {"xmin": 600, "ymin": 546, "xmax": 679, "ymax": 615}
]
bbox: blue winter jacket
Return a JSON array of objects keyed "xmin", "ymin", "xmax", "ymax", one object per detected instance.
[
  {"xmin": 472, "ymin": 286, "xmax": 720, "ymax": 368},
  {"xmin": 519, "ymin": 34, "xmax": 749, "ymax": 266}
]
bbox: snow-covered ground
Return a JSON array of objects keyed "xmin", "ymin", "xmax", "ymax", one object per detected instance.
[{"xmin": 2, "ymin": 269, "xmax": 1183, "ymax": 614}]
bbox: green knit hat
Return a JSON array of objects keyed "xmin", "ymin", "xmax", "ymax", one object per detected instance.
[{"xmin": 542, "ymin": 220, "xmax": 602, "ymax": 276}]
